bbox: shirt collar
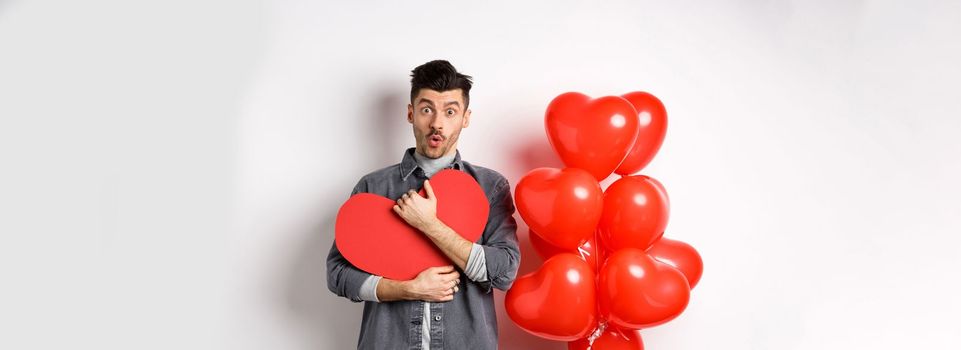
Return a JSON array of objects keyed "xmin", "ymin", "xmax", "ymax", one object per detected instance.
[{"xmin": 400, "ymin": 147, "xmax": 464, "ymax": 180}]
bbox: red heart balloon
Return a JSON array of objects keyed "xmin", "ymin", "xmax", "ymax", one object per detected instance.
[
  {"xmin": 647, "ymin": 236, "xmax": 703, "ymax": 289},
  {"xmin": 335, "ymin": 169, "xmax": 489, "ymax": 280},
  {"xmin": 516, "ymin": 167, "xmax": 603, "ymax": 250},
  {"xmin": 506, "ymin": 253, "xmax": 599, "ymax": 341},
  {"xmin": 597, "ymin": 175, "xmax": 670, "ymax": 252},
  {"xmin": 598, "ymin": 248, "xmax": 690, "ymax": 329},
  {"xmin": 545, "ymin": 92, "xmax": 640, "ymax": 181},
  {"xmin": 569, "ymin": 326, "xmax": 644, "ymax": 350},
  {"xmin": 529, "ymin": 228, "xmax": 607, "ymax": 271},
  {"xmin": 614, "ymin": 91, "xmax": 667, "ymax": 176}
]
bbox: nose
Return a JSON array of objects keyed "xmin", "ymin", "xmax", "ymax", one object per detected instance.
[{"xmin": 429, "ymin": 114, "xmax": 443, "ymax": 131}]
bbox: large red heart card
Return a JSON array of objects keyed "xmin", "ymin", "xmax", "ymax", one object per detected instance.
[{"xmin": 335, "ymin": 169, "xmax": 490, "ymax": 280}]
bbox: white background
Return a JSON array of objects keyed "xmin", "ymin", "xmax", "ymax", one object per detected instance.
[{"xmin": 2, "ymin": 0, "xmax": 960, "ymax": 349}]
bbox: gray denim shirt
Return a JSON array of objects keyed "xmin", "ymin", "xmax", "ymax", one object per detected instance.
[{"xmin": 327, "ymin": 147, "xmax": 521, "ymax": 349}]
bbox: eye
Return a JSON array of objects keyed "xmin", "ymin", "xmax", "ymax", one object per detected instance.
[
  {"xmin": 446, "ymin": 109, "xmax": 455, "ymax": 116},
  {"xmin": 421, "ymin": 107, "xmax": 432, "ymax": 114}
]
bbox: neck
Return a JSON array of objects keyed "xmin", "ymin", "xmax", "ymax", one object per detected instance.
[{"xmin": 413, "ymin": 149, "xmax": 456, "ymax": 178}]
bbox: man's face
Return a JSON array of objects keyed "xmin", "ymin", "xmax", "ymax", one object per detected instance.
[{"xmin": 408, "ymin": 88, "xmax": 471, "ymax": 159}]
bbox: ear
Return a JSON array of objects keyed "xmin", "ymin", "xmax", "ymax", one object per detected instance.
[
  {"xmin": 463, "ymin": 109, "xmax": 471, "ymax": 128},
  {"xmin": 407, "ymin": 104, "xmax": 414, "ymax": 124}
]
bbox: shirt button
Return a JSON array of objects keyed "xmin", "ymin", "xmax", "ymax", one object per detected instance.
[{"xmin": 434, "ymin": 315, "xmax": 442, "ymax": 321}]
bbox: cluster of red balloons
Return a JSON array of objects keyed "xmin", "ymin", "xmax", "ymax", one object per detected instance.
[{"xmin": 506, "ymin": 91, "xmax": 704, "ymax": 349}]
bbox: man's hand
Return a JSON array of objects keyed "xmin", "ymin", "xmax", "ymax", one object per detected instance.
[
  {"xmin": 406, "ymin": 265, "xmax": 461, "ymax": 302},
  {"xmin": 393, "ymin": 179, "xmax": 474, "ymax": 271},
  {"xmin": 393, "ymin": 179, "xmax": 440, "ymax": 232}
]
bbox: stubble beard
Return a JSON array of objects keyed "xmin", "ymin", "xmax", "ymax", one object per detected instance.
[{"xmin": 421, "ymin": 129, "xmax": 459, "ymax": 159}]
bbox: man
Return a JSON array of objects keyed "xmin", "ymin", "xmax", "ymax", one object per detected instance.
[{"xmin": 327, "ymin": 60, "xmax": 521, "ymax": 349}]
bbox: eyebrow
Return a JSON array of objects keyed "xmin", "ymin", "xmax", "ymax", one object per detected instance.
[{"xmin": 417, "ymin": 99, "xmax": 461, "ymax": 108}]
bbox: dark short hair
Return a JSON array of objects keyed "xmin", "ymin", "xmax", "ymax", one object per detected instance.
[{"xmin": 410, "ymin": 60, "xmax": 473, "ymax": 108}]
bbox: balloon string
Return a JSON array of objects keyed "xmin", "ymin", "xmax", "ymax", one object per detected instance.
[
  {"xmin": 586, "ymin": 321, "xmax": 607, "ymax": 348},
  {"xmin": 585, "ymin": 234, "xmax": 603, "ymax": 349},
  {"xmin": 577, "ymin": 245, "xmax": 590, "ymax": 262}
]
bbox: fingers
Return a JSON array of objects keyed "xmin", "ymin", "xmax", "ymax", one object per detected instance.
[
  {"xmin": 438, "ymin": 286, "xmax": 457, "ymax": 301},
  {"xmin": 418, "ymin": 266, "xmax": 452, "ymax": 281},
  {"xmin": 444, "ymin": 285, "xmax": 459, "ymax": 298},
  {"xmin": 439, "ymin": 271, "xmax": 460, "ymax": 284},
  {"xmin": 426, "ymin": 290, "xmax": 454, "ymax": 302},
  {"xmin": 428, "ymin": 281, "xmax": 460, "ymax": 302},
  {"xmin": 423, "ymin": 180, "xmax": 434, "ymax": 199},
  {"xmin": 405, "ymin": 190, "xmax": 418, "ymax": 201},
  {"xmin": 431, "ymin": 265, "xmax": 455, "ymax": 274},
  {"xmin": 395, "ymin": 190, "xmax": 421, "ymax": 209}
]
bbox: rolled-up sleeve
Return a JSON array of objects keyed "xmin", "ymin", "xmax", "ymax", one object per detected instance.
[
  {"xmin": 326, "ymin": 177, "xmax": 375, "ymax": 302},
  {"xmin": 477, "ymin": 178, "xmax": 521, "ymax": 293},
  {"xmin": 464, "ymin": 243, "xmax": 489, "ymax": 282}
]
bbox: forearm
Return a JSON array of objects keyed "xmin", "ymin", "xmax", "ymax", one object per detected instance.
[
  {"xmin": 421, "ymin": 220, "xmax": 473, "ymax": 270},
  {"xmin": 375, "ymin": 278, "xmax": 412, "ymax": 302}
]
